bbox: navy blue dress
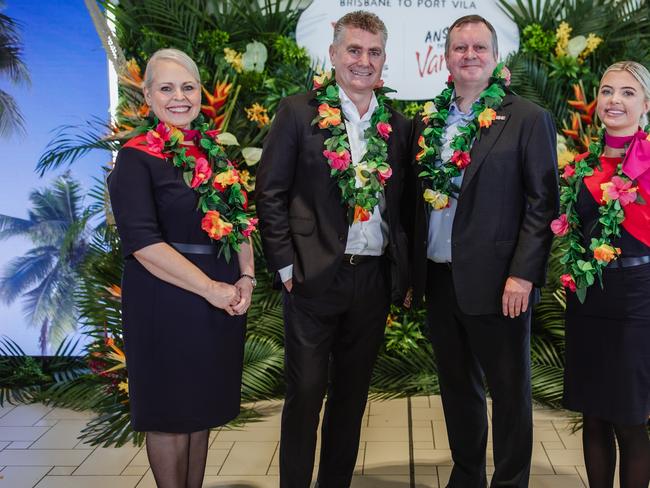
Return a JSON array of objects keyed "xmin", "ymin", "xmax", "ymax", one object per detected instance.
[
  {"xmin": 563, "ymin": 159, "xmax": 650, "ymax": 425},
  {"xmin": 107, "ymin": 136, "xmax": 246, "ymax": 433}
]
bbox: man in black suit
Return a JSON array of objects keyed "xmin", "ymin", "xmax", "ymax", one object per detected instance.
[
  {"xmin": 411, "ymin": 15, "xmax": 559, "ymax": 488},
  {"xmin": 256, "ymin": 10, "xmax": 411, "ymax": 488}
]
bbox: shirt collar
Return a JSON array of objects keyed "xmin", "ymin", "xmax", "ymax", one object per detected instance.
[
  {"xmin": 338, "ymin": 85, "xmax": 378, "ymax": 123},
  {"xmin": 450, "ymin": 90, "xmax": 480, "ymax": 117}
]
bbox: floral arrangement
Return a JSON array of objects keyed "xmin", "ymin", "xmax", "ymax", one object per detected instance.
[
  {"xmin": 312, "ymin": 70, "xmax": 394, "ymax": 223},
  {"xmin": 416, "ymin": 63, "xmax": 510, "ymax": 210}
]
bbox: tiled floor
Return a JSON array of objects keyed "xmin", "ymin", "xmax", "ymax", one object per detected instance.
[{"xmin": 0, "ymin": 396, "xmax": 598, "ymax": 487}]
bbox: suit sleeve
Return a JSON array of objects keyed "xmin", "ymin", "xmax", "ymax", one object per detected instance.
[
  {"xmin": 508, "ymin": 109, "xmax": 560, "ymax": 286},
  {"xmin": 255, "ymin": 98, "xmax": 299, "ymax": 273}
]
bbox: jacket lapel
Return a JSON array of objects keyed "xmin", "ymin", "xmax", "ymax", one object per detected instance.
[{"xmin": 460, "ymin": 96, "xmax": 513, "ymax": 194}]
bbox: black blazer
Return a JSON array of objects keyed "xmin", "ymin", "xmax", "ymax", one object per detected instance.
[
  {"xmin": 411, "ymin": 93, "xmax": 560, "ymax": 314},
  {"xmin": 256, "ymin": 91, "xmax": 412, "ymax": 303}
]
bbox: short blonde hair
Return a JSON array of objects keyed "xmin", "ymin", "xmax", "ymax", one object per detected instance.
[
  {"xmin": 601, "ymin": 61, "xmax": 650, "ymax": 127},
  {"xmin": 144, "ymin": 48, "xmax": 200, "ymax": 89}
]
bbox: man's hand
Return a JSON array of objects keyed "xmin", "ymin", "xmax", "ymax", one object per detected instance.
[
  {"xmin": 403, "ymin": 287, "xmax": 413, "ymax": 309},
  {"xmin": 502, "ymin": 276, "xmax": 533, "ymax": 318},
  {"xmin": 284, "ymin": 278, "xmax": 293, "ymax": 292}
]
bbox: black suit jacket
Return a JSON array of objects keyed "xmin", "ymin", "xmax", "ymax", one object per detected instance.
[
  {"xmin": 256, "ymin": 91, "xmax": 412, "ymax": 303},
  {"xmin": 411, "ymin": 93, "xmax": 559, "ymax": 314}
]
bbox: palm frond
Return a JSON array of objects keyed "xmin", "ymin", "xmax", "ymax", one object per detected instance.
[
  {"xmin": 36, "ymin": 117, "xmax": 118, "ymax": 176},
  {"xmin": 0, "ymin": 249, "xmax": 55, "ymax": 304},
  {"xmin": 0, "ymin": 88, "xmax": 25, "ymax": 137},
  {"xmin": 241, "ymin": 335, "xmax": 284, "ymax": 402}
]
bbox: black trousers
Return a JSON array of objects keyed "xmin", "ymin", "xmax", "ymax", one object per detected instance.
[
  {"xmin": 426, "ymin": 262, "xmax": 532, "ymax": 488},
  {"xmin": 280, "ymin": 257, "xmax": 390, "ymax": 488}
]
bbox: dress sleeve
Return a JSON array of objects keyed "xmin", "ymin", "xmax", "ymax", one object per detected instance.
[{"xmin": 107, "ymin": 147, "xmax": 164, "ymax": 256}]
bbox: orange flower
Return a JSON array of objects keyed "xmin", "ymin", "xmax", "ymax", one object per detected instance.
[
  {"xmin": 568, "ymin": 84, "xmax": 597, "ymax": 125},
  {"xmin": 121, "ymin": 103, "xmax": 149, "ymax": 120},
  {"xmin": 478, "ymin": 108, "xmax": 497, "ymax": 128},
  {"xmin": 353, "ymin": 206, "xmax": 371, "ymax": 223},
  {"xmin": 313, "ymin": 69, "xmax": 332, "ymax": 89},
  {"xmin": 105, "ymin": 284, "xmax": 122, "ymax": 298},
  {"xmin": 318, "ymin": 103, "xmax": 342, "ymax": 129},
  {"xmin": 201, "ymin": 210, "xmax": 233, "ymax": 240},
  {"xmin": 245, "ymin": 103, "xmax": 270, "ymax": 128},
  {"xmin": 562, "ymin": 112, "xmax": 581, "ymax": 141},
  {"xmin": 593, "ymin": 244, "xmax": 620, "ymax": 263},
  {"xmin": 201, "ymin": 81, "xmax": 233, "ymax": 129},
  {"xmin": 119, "ymin": 59, "xmax": 144, "ymax": 90}
]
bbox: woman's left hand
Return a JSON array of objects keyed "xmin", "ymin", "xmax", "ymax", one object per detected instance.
[{"xmin": 232, "ymin": 276, "xmax": 254, "ymax": 315}]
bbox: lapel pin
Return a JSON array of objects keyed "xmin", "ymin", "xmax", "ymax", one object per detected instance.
[{"xmin": 495, "ymin": 115, "xmax": 506, "ymax": 121}]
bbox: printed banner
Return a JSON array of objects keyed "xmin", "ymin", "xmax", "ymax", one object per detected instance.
[{"xmin": 296, "ymin": 0, "xmax": 519, "ymax": 100}]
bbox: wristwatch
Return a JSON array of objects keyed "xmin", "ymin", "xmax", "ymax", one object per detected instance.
[{"xmin": 240, "ymin": 274, "xmax": 257, "ymax": 288}]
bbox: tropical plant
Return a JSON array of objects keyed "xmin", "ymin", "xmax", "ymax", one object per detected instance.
[
  {"xmin": 0, "ymin": 336, "xmax": 86, "ymax": 406},
  {"xmin": 0, "ymin": 1, "xmax": 30, "ymax": 137},
  {"xmin": 0, "ymin": 173, "xmax": 99, "ymax": 354}
]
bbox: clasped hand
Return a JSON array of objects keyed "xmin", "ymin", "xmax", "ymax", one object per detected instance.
[
  {"xmin": 204, "ymin": 279, "xmax": 253, "ymax": 316},
  {"xmin": 502, "ymin": 276, "xmax": 533, "ymax": 318}
]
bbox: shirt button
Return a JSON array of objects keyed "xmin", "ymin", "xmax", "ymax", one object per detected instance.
[{"xmin": 338, "ymin": 235, "xmax": 345, "ymax": 242}]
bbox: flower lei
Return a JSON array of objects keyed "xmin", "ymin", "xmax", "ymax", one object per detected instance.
[
  {"xmin": 312, "ymin": 71, "xmax": 394, "ymax": 224},
  {"xmin": 416, "ymin": 63, "xmax": 510, "ymax": 210},
  {"xmin": 140, "ymin": 116, "xmax": 257, "ymax": 262},
  {"xmin": 551, "ymin": 128, "xmax": 647, "ymax": 302}
]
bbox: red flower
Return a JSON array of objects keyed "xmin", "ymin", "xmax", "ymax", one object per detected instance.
[
  {"xmin": 201, "ymin": 81, "xmax": 233, "ymax": 130},
  {"xmin": 354, "ymin": 206, "xmax": 371, "ymax": 223},
  {"xmin": 550, "ymin": 214, "xmax": 569, "ymax": 236},
  {"xmin": 242, "ymin": 217, "xmax": 258, "ymax": 237},
  {"xmin": 190, "ymin": 157, "xmax": 212, "ymax": 188},
  {"xmin": 205, "ymin": 129, "xmax": 220, "ymax": 140},
  {"xmin": 241, "ymin": 191, "xmax": 249, "ymax": 210},
  {"xmin": 146, "ymin": 122, "xmax": 172, "ymax": 153},
  {"xmin": 376, "ymin": 121, "xmax": 392, "ymax": 140},
  {"xmin": 447, "ymin": 74, "xmax": 454, "ymax": 84},
  {"xmin": 601, "ymin": 176, "xmax": 638, "ymax": 206},
  {"xmin": 323, "ymin": 149, "xmax": 351, "ymax": 171},
  {"xmin": 451, "ymin": 150, "xmax": 471, "ymax": 169},
  {"xmin": 562, "ymin": 165, "xmax": 576, "ymax": 180},
  {"xmin": 560, "ymin": 274, "xmax": 577, "ymax": 292}
]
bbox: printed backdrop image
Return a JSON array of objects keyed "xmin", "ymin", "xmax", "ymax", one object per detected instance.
[
  {"xmin": 0, "ymin": 1, "xmax": 109, "ymax": 355},
  {"xmin": 296, "ymin": 0, "xmax": 519, "ymax": 99}
]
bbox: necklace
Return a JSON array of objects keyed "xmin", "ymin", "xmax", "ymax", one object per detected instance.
[
  {"xmin": 417, "ymin": 63, "xmax": 509, "ymax": 209},
  {"xmin": 552, "ymin": 128, "xmax": 647, "ymax": 302},
  {"xmin": 312, "ymin": 72, "xmax": 394, "ymax": 223},
  {"xmin": 141, "ymin": 116, "xmax": 257, "ymax": 261}
]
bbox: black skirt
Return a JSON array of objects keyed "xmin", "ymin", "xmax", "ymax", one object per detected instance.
[{"xmin": 563, "ymin": 262, "xmax": 650, "ymax": 425}]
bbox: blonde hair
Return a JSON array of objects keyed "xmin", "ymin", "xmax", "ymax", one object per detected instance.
[
  {"xmin": 144, "ymin": 48, "xmax": 200, "ymax": 88},
  {"xmin": 601, "ymin": 61, "xmax": 650, "ymax": 127}
]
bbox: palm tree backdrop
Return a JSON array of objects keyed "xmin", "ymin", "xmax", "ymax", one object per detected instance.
[
  {"xmin": 0, "ymin": 0, "xmax": 29, "ymax": 137},
  {"xmin": 0, "ymin": 173, "xmax": 98, "ymax": 354}
]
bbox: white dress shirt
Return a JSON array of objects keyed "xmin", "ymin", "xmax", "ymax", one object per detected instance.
[{"xmin": 279, "ymin": 86, "xmax": 389, "ymax": 283}]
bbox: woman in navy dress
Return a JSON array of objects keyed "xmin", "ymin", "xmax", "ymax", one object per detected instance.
[
  {"xmin": 561, "ymin": 61, "xmax": 650, "ymax": 488},
  {"xmin": 108, "ymin": 48, "xmax": 255, "ymax": 488}
]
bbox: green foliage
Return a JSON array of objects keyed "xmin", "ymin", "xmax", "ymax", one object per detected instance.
[
  {"xmin": 521, "ymin": 24, "xmax": 556, "ymax": 55},
  {"xmin": 384, "ymin": 306, "xmax": 427, "ymax": 355}
]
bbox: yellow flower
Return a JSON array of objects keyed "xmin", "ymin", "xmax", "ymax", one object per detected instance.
[
  {"xmin": 239, "ymin": 169, "xmax": 255, "ymax": 191},
  {"xmin": 119, "ymin": 58, "xmax": 144, "ymax": 90},
  {"xmin": 579, "ymin": 33, "xmax": 603, "ymax": 60},
  {"xmin": 313, "ymin": 68, "xmax": 333, "ymax": 89},
  {"xmin": 224, "ymin": 48, "xmax": 243, "ymax": 73},
  {"xmin": 423, "ymin": 189, "xmax": 449, "ymax": 210},
  {"xmin": 355, "ymin": 163, "xmax": 370, "ymax": 185},
  {"xmin": 245, "ymin": 103, "xmax": 270, "ymax": 128},
  {"xmin": 555, "ymin": 21, "xmax": 572, "ymax": 57},
  {"xmin": 118, "ymin": 381, "xmax": 129, "ymax": 395},
  {"xmin": 558, "ymin": 149, "xmax": 577, "ymax": 169},
  {"xmin": 421, "ymin": 101, "xmax": 437, "ymax": 123},
  {"xmin": 477, "ymin": 108, "xmax": 497, "ymax": 128}
]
